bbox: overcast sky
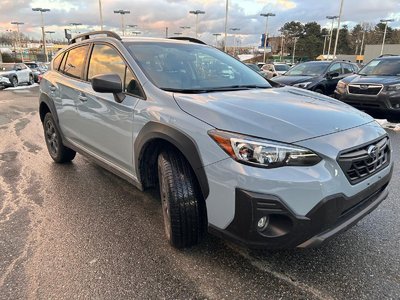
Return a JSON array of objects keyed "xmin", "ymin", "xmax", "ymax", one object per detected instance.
[{"xmin": 1, "ymin": 0, "xmax": 399, "ymax": 46}]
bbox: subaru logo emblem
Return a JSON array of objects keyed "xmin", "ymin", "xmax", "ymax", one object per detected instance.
[
  {"xmin": 360, "ymin": 84, "xmax": 369, "ymax": 90},
  {"xmin": 367, "ymin": 145, "xmax": 378, "ymax": 159}
]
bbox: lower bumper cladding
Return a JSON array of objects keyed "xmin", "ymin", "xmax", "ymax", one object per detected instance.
[{"xmin": 209, "ymin": 166, "xmax": 393, "ymax": 249}]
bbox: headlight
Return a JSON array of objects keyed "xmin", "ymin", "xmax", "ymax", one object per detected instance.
[
  {"xmin": 293, "ymin": 82, "xmax": 312, "ymax": 88},
  {"xmin": 387, "ymin": 84, "xmax": 400, "ymax": 92},
  {"xmin": 336, "ymin": 80, "xmax": 347, "ymax": 89},
  {"xmin": 208, "ymin": 130, "xmax": 321, "ymax": 168}
]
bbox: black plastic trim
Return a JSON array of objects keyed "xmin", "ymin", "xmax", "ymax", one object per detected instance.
[
  {"xmin": 213, "ymin": 165, "xmax": 393, "ymax": 249},
  {"xmin": 134, "ymin": 121, "xmax": 209, "ymax": 199}
]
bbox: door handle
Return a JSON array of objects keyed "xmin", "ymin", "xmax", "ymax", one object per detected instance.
[{"xmin": 78, "ymin": 95, "xmax": 88, "ymax": 102}]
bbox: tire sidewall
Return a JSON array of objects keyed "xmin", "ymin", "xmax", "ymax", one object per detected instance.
[{"xmin": 43, "ymin": 113, "xmax": 62, "ymax": 161}]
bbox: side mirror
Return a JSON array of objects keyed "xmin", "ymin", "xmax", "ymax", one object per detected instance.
[
  {"xmin": 91, "ymin": 73, "xmax": 125, "ymax": 103},
  {"xmin": 15, "ymin": 66, "xmax": 22, "ymax": 71}
]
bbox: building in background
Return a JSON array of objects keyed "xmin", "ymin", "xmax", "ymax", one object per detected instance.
[{"xmin": 363, "ymin": 44, "xmax": 400, "ymax": 63}]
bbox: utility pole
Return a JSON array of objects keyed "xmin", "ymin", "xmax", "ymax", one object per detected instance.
[
  {"xmin": 332, "ymin": 0, "xmax": 344, "ymax": 59},
  {"xmin": 326, "ymin": 16, "xmax": 338, "ymax": 60},
  {"xmin": 359, "ymin": 26, "xmax": 366, "ymax": 60},
  {"xmin": 292, "ymin": 37, "xmax": 299, "ymax": 64},
  {"xmin": 70, "ymin": 22, "xmax": 82, "ymax": 34},
  {"xmin": 280, "ymin": 35, "xmax": 284, "ymax": 61},
  {"xmin": 213, "ymin": 33, "xmax": 221, "ymax": 48},
  {"xmin": 32, "ymin": 8, "xmax": 51, "ymax": 62},
  {"xmin": 322, "ymin": 34, "xmax": 329, "ymax": 57},
  {"xmin": 260, "ymin": 12, "xmax": 275, "ymax": 63},
  {"xmin": 98, "ymin": 0, "xmax": 104, "ymax": 30},
  {"xmin": 230, "ymin": 28, "xmax": 240, "ymax": 57},
  {"xmin": 224, "ymin": 0, "xmax": 228, "ymax": 52},
  {"xmin": 166, "ymin": 27, "xmax": 168, "ymax": 38}
]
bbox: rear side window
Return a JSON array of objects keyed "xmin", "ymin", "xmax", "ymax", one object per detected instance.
[
  {"xmin": 62, "ymin": 45, "xmax": 89, "ymax": 79},
  {"xmin": 53, "ymin": 53, "xmax": 64, "ymax": 71},
  {"xmin": 342, "ymin": 63, "xmax": 353, "ymax": 74}
]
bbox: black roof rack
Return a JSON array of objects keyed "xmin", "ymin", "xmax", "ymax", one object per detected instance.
[
  {"xmin": 70, "ymin": 31, "xmax": 121, "ymax": 44},
  {"xmin": 378, "ymin": 54, "xmax": 399, "ymax": 58},
  {"xmin": 168, "ymin": 36, "xmax": 207, "ymax": 45}
]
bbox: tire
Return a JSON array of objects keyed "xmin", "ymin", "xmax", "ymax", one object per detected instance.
[
  {"xmin": 11, "ymin": 77, "xmax": 18, "ymax": 87},
  {"xmin": 43, "ymin": 113, "xmax": 76, "ymax": 163},
  {"xmin": 27, "ymin": 74, "xmax": 34, "ymax": 85},
  {"xmin": 157, "ymin": 149, "xmax": 207, "ymax": 248}
]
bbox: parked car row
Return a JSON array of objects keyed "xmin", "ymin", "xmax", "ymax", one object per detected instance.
[
  {"xmin": 247, "ymin": 56, "xmax": 399, "ymax": 120},
  {"xmin": 0, "ymin": 61, "xmax": 48, "ymax": 88}
]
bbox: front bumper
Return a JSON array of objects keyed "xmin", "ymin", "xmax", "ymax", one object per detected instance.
[
  {"xmin": 209, "ymin": 165, "xmax": 392, "ymax": 249},
  {"xmin": 0, "ymin": 76, "xmax": 11, "ymax": 86},
  {"xmin": 335, "ymin": 88, "xmax": 400, "ymax": 112}
]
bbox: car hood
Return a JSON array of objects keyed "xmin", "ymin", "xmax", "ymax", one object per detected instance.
[
  {"xmin": 174, "ymin": 86, "xmax": 374, "ymax": 143},
  {"xmin": 344, "ymin": 74, "xmax": 400, "ymax": 85},
  {"xmin": 0, "ymin": 70, "xmax": 15, "ymax": 77},
  {"xmin": 270, "ymin": 75, "xmax": 317, "ymax": 85}
]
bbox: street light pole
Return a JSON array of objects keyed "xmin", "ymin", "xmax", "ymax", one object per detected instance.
[
  {"xmin": 70, "ymin": 22, "xmax": 82, "ymax": 34},
  {"xmin": 260, "ymin": 12, "xmax": 275, "ymax": 63},
  {"xmin": 32, "ymin": 8, "xmax": 50, "ymax": 63},
  {"xmin": 113, "ymin": 10, "xmax": 130, "ymax": 36},
  {"xmin": 280, "ymin": 35, "xmax": 284, "ymax": 61},
  {"xmin": 189, "ymin": 10, "xmax": 205, "ymax": 38},
  {"xmin": 11, "ymin": 22, "xmax": 24, "ymax": 62},
  {"xmin": 380, "ymin": 19, "xmax": 394, "ymax": 55},
  {"xmin": 359, "ymin": 27, "xmax": 365, "ymax": 57},
  {"xmin": 213, "ymin": 33, "xmax": 221, "ymax": 47},
  {"xmin": 326, "ymin": 16, "xmax": 338, "ymax": 60},
  {"xmin": 322, "ymin": 34, "xmax": 329, "ymax": 57},
  {"xmin": 332, "ymin": 0, "xmax": 344, "ymax": 59},
  {"xmin": 98, "ymin": 0, "xmax": 104, "ymax": 30},
  {"xmin": 224, "ymin": 0, "xmax": 228, "ymax": 52},
  {"xmin": 292, "ymin": 37, "xmax": 299, "ymax": 64},
  {"xmin": 230, "ymin": 28, "xmax": 240, "ymax": 56},
  {"xmin": 45, "ymin": 30, "xmax": 55, "ymax": 56}
]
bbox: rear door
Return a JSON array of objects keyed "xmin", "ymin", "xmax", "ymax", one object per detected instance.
[{"xmin": 76, "ymin": 43, "xmax": 143, "ymax": 172}]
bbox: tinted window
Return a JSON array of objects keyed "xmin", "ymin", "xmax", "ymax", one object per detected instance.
[
  {"xmin": 359, "ymin": 58, "xmax": 400, "ymax": 76},
  {"xmin": 328, "ymin": 63, "xmax": 342, "ymax": 74},
  {"xmin": 342, "ymin": 63, "xmax": 353, "ymax": 74},
  {"xmin": 285, "ymin": 62, "xmax": 330, "ymax": 76},
  {"xmin": 62, "ymin": 45, "xmax": 89, "ymax": 79},
  {"xmin": 53, "ymin": 53, "xmax": 64, "ymax": 71},
  {"xmin": 88, "ymin": 44, "xmax": 125, "ymax": 82}
]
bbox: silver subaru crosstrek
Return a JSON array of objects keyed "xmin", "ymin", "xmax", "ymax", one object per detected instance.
[{"xmin": 38, "ymin": 31, "xmax": 393, "ymax": 249}]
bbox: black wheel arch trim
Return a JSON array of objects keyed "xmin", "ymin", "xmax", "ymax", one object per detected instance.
[{"xmin": 134, "ymin": 121, "xmax": 210, "ymax": 199}]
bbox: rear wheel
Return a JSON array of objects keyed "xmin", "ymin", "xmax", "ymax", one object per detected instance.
[
  {"xmin": 157, "ymin": 149, "xmax": 207, "ymax": 248},
  {"xmin": 43, "ymin": 113, "xmax": 76, "ymax": 163}
]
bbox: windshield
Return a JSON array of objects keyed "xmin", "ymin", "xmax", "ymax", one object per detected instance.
[
  {"xmin": 126, "ymin": 42, "xmax": 271, "ymax": 92},
  {"xmin": 285, "ymin": 62, "xmax": 329, "ymax": 76},
  {"xmin": 0, "ymin": 64, "xmax": 14, "ymax": 72},
  {"xmin": 275, "ymin": 64, "xmax": 290, "ymax": 72},
  {"xmin": 359, "ymin": 58, "xmax": 400, "ymax": 76}
]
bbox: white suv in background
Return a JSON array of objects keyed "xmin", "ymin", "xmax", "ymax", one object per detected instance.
[{"xmin": 0, "ymin": 63, "xmax": 34, "ymax": 88}]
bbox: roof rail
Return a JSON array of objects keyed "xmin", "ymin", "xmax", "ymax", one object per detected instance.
[
  {"xmin": 378, "ymin": 54, "xmax": 399, "ymax": 58},
  {"xmin": 168, "ymin": 36, "xmax": 207, "ymax": 45},
  {"xmin": 70, "ymin": 31, "xmax": 121, "ymax": 44}
]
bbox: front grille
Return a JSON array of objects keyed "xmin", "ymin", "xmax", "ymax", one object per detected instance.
[
  {"xmin": 348, "ymin": 84, "xmax": 383, "ymax": 95},
  {"xmin": 338, "ymin": 137, "xmax": 391, "ymax": 185}
]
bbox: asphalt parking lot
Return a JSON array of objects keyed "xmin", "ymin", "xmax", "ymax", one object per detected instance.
[{"xmin": 0, "ymin": 86, "xmax": 399, "ymax": 300}]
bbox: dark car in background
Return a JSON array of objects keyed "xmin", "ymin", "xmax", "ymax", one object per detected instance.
[
  {"xmin": 271, "ymin": 60, "xmax": 356, "ymax": 96},
  {"xmin": 335, "ymin": 55, "xmax": 400, "ymax": 122},
  {"xmin": 25, "ymin": 62, "xmax": 47, "ymax": 83}
]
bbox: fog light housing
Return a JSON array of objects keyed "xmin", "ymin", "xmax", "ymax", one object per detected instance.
[{"xmin": 257, "ymin": 216, "xmax": 269, "ymax": 230}]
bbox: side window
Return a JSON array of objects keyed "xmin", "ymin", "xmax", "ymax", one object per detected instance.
[
  {"xmin": 53, "ymin": 53, "xmax": 64, "ymax": 71},
  {"xmin": 63, "ymin": 45, "xmax": 89, "ymax": 79},
  {"xmin": 88, "ymin": 44, "xmax": 125, "ymax": 82},
  {"xmin": 328, "ymin": 63, "xmax": 342, "ymax": 75},
  {"xmin": 342, "ymin": 63, "xmax": 353, "ymax": 74}
]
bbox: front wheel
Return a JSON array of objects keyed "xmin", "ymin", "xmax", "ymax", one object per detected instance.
[
  {"xmin": 27, "ymin": 74, "xmax": 34, "ymax": 85},
  {"xmin": 43, "ymin": 113, "xmax": 76, "ymax": 163},
  {"xmin": 157, "ymin": 149, "xmax": 207, "ymax": 248},
  {"xmin": 11, "ymin": 77, "xmax": 18, "ymax": 87}
]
